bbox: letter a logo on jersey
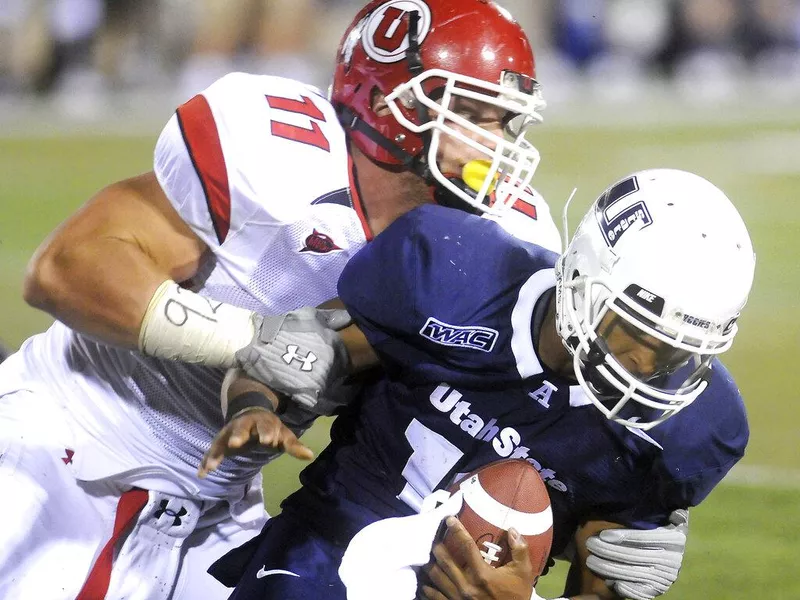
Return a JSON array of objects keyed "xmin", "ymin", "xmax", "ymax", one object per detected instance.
[{"xmin": 363, "ymin": 0, "xmax": 432, "ymax": 63}]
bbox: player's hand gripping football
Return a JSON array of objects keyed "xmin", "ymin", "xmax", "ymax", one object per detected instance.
[
  {"xmin": 235, "ymin": 307, "xmax": 353, "ymax": 411},
  {"xmin": 419, "ymin": 517, "xmax": 537, "ymax": 600},
  {"xmin": 585, "ymin": 509, "xmax": 689, "ymax": 600},
  {"xmin": 197, "ymin": 406, "xmax": 313, "ymax": 478}
]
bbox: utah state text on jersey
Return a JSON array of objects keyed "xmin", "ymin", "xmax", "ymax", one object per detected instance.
[{"xmin": 430, "ymin": 383, "xmax": 568, "ymax": 492}]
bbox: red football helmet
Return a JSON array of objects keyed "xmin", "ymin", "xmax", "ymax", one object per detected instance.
[{"xmin": 331, "ymin": 0, "xmax": 546, "ymax": 214}]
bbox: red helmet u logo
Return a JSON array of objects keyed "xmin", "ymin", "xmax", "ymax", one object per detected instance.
[
  {"xmin": 372, "ymin": 6, "xmax": 410, "ymax": 52},
  {"xmin": 363, "ymin": 0, "xmax": 432, "ymax": 63}
]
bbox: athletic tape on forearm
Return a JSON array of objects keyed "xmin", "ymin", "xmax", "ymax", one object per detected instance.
[{"xmin": 138, "ymin": 280, "xmax": 255, "ymax": 368}]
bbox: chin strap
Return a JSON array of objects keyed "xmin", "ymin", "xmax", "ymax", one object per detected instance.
[
  {"xmin": 433, "ymin": 177, "xmax": 483, "ymax": 215},
  {"xmin": 406, "ymin": 10, "xmax": 433, "ymax": 181},
  {"xmin": 336, "ymin": 105, "xmax": 418, "ymax": 167},
  {"xmin": 406, "ymin": 10, "xmax": 424, "ymax": 77}
]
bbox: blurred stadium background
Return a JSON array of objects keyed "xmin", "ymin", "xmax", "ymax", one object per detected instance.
[{"xmin": 1, "ymin": 1, "xmax": 799, "ymax": 598}]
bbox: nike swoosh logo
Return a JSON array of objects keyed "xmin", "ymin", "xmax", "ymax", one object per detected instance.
[{"xmin": 256, "ymin": 567, "xmax": 300, "ymax": 579}]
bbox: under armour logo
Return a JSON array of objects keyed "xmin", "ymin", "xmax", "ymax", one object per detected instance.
[
  {"xmin": 480, "ymin": 541, "xmax": 503, "ymax": 565},
  {"xmin": 154, "ymin": 499, "xmax": 188, "ymax": 526},
  {"xmin": 62, "ymin": 449, "xmax": 75, "ymax": 465},
  {"xmin": 282, "ymin": 345, "xmax": 317, "ymax": 371}
]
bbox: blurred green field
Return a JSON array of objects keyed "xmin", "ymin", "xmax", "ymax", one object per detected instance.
[{"xmin": 1, "ymin": 111, "xmax": 798, "ymax": 599}]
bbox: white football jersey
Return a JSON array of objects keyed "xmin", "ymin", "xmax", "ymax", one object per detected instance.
[
  {"xmin": 2, "ymin": 72, "xmax": 561, "ymax": 503},
  {"xmin": 4, "ymin": 73, "xmax": 372, "ymax": 501}
]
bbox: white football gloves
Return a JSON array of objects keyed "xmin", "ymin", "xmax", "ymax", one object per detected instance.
[
  {"xmin": 585, "ymin": 509, "xmax": 689, "ymax": 600},
  {"xmin": 235, "ymin": 307, "xmax": 352, "ymax": 411}
]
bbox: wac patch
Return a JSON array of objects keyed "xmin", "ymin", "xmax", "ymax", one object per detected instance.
[{"xmin": 419, "ymin": 317, "xmax": 498, "ymax": 352}]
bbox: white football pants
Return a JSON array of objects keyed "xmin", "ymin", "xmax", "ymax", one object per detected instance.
[{"xmin": 0, "ymin": 389, "xmax": 264, "ymax": 600}]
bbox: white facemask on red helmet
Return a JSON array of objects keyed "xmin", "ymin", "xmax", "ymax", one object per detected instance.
[{"xmin": 331, "ymin": 0, "xmax": 546, "ymax": 214}]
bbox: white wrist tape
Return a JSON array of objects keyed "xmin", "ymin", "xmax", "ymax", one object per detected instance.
[{"xmin": 138, "ymin": 280, "xmax": 255, "ymax": 368}]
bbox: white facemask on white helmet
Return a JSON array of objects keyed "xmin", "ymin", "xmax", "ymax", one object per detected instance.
[{"xmin": 555, "ymin": 169, "xmax": 755, "ymax": 430}]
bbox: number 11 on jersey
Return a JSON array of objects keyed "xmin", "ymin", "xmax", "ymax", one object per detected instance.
[{"xmin": 265, "ymin": 94, "xmax": 331, "ymax": 152}]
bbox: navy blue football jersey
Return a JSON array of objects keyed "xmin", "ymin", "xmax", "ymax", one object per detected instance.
[{"xmin": 291, "ymin": 205, "xmax": 749, "ymax": 557}]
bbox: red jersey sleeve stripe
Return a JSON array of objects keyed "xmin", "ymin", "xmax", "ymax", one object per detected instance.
[
  {"xmin": 512, "ymin": 199, "xmax": 538, "ymax": 220},
  {"xmin": 176, "ymin": 94, "xmax": 232, "ymax": 244}
]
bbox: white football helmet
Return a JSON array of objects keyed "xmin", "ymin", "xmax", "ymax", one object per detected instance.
[{"xmin": 555, "ymin": 169, "xmax": 755, "ymax": 430}]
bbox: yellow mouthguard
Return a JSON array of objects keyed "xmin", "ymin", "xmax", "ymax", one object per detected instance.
[{"xmin": 461, "ymin": 160, "xmax": 498, "ymax": 195}]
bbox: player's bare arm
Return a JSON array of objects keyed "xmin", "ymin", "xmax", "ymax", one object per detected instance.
[
  {"xmin": 201, "ymin": 315, "xmax": 378, "ymax": 477},
  {"xmin": 23, "ymin": 168, "xmax": 304, "ymax": 372},
  {"xmin": 339, "ymin": 322, "xmax": 379, "ymax": 372},
  {"xmin": 198, "ymin": 372, "xmax": 314, "ymax": 478},
  {"xmin": 22, "ymin": 171, "xmax": 371, "ymax": 379},
  {"xmin": 565, "ymin": 520, "xmax": 627, "ymax": 600},
  {"xmin": 24, "ymin": 171, "xmax": 206, "ymax": 348},
  {"xmin": 318, "ymin": 298, "xmax": 380, "ymax": 373},
  {"xmin": 209, "ymin": 310, "xmax": 387, "ymax": 472}
]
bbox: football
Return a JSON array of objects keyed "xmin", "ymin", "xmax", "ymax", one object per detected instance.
[{"xmin": 441, "ymin": 459, "xmax": 553, "ymax": 578}]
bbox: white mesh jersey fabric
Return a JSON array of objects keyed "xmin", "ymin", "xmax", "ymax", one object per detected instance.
[{"xmin": 4, "ymin": 73, "xmax": 369, "ymax": 500}]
